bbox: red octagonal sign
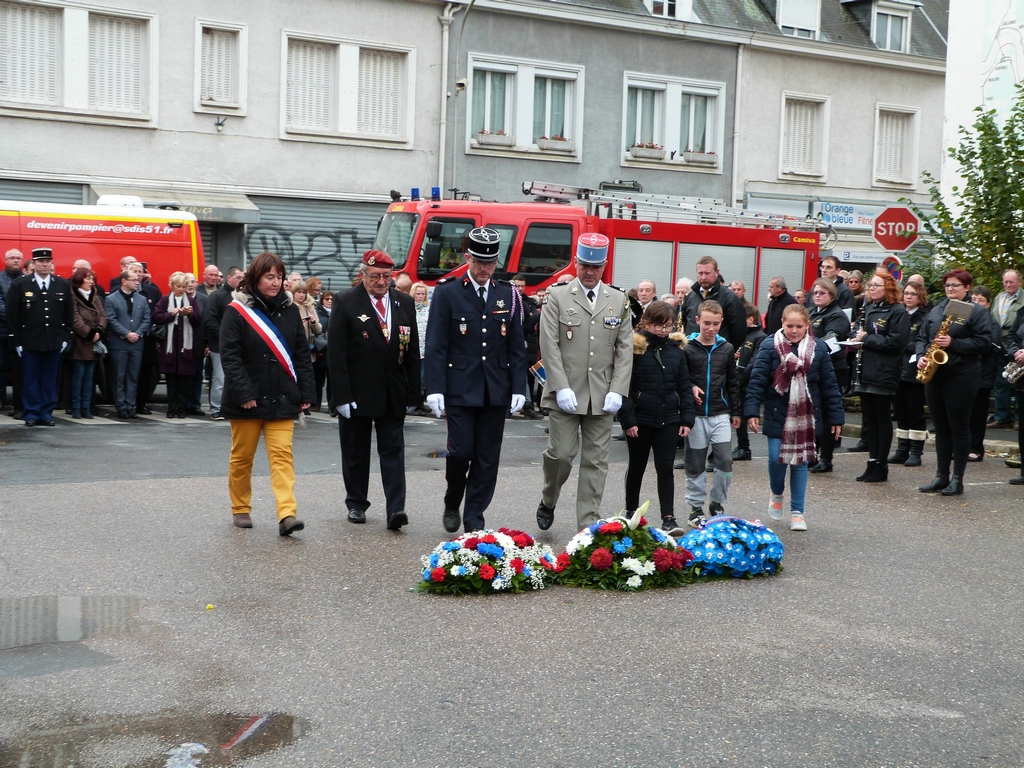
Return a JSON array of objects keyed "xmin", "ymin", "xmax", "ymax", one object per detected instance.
[{"xmin": 873, "ymin": 206, "xmax": 921, "ymax": 253}]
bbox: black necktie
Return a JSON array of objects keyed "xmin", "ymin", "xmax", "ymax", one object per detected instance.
[
  {"xmin": 587, "ymin": 290, "xmax": 595, "ymax": 303},
  {"xmin": 478, "ymin": 286, "xmax": 486, "ymax": 303}
]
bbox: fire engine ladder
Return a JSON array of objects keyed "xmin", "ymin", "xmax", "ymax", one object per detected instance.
[{"xmin": 522, "ymin": 181, "xmax": 830, "ymax": 235}]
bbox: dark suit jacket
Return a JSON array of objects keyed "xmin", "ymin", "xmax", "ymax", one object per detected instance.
[
  {"xmin": 327, "ymin": 286, "xmax": 420, "ymax": 419},
  {"xmin": 424, "ymin": 276, "xmax": 526, "ymax": 407},
  {"xmin": 104, "ymin": 289, "xmax": 152, "ymax": 351},
  {"xmin": 6, "ymin": 275, "xmax": 74, "ymax": 352},
  {"xmin": 764, "ymin": 291, "xmax": 798, "ymax": 335}
]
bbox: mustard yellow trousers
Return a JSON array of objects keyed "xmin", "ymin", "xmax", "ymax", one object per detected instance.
[{"xmin": 229, "ymin": 419, "xmax": 297, "ymax": 521}]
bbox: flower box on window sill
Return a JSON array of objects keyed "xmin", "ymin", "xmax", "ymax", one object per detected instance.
[
  {"xmin": 629, "ymin": 145, "xmax": 665, "ymax": 161},
  {"xmin": 683, "ymin": 151, "xmax": 717, "ymax": 166},
  {"xmin": 536, "ymin": 138, "xmax": 576, "ymax": 153},
  {"xmin": 476, "ymin": 131, "xmax": 516, "ymax": 147}
]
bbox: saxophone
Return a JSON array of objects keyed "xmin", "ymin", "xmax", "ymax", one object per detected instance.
[
  {"xmin": 1004, "ymin": 359, "xmax": 1024, "ymax": 385},
  {"xmin": 916, "ymin": 315, "xmax": 953, "ymax": 384}
]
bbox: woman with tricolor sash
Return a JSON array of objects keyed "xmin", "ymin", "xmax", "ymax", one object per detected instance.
[{"xmin": 219, "ymin": 251, "xmax": 316, "ymax": 535}]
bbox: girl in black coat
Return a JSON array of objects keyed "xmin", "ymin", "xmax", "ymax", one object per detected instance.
[
  {"xmin": 808, "ymin": 277, "xmax": 851, "ymax": 472},
  {"xmin": 851, "ymin": 272, "xmax": 910, "ymax": 482},
  {"xmin": 619, "ymin": 301, "xmax": 695, "ymax": 531},
  {"xmin": 889, "ymin": 282, "xmax": 930, "ymax": 467},
  {"xmin": 220, "ymin": 251, "xmax": 316, "ymax": 535}
]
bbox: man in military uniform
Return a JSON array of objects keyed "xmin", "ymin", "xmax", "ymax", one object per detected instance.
[
  {"xmin": 5, "ymin": 248, "xmax": 73, "ymax": 426},
  {"xmin": 424, "ymin": 227, "xmax": 527, "ymax": 533},
  {"xmin": 329, "ymin": 250, "xmax": 420, "ymax": 531},
  {"xmin": 535, "ymin": 234, "xmax": 633, "ymax": 530}
]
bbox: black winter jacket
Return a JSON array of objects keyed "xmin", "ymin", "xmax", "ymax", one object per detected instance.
[
  {"xmin": 618, "ymin": 331, "xmax": 696, "ymax": 431},
  {"xmin": 976, "ymin": 308, "xmax": 1000, "ymax": 388},
  {"xmin": 809, "ymin": 301, "xmax": 851, "ymax": 374},
  {"xmin": 1007, "ymin": 309, "xmax": 1024, "ymax": 392},
  {"xmin": 219, "ymin": 290, "xmax": 316, "ymax": 421},
  {"xmin": 681, "ymin": 284, "xmax": 747, "ymax": 352},
  {"xmin": 683, "ymin": 333, "xmax": 740, "ymax": 418},
  {"xmin": 737, "ymin": 326, "xmax": 767, "ymax": 389},
  {"xmin": 743, "ymin": 336, "xmax": 845, "ymax": 438},
  {"xmin": 900, "ymin": 307, "xmax": 928, "ymax": 382},
  {"xmin": 834, "ymin": 276, "xmax": 856, "ymax": 312},
  {"xmin": 857, "ymin": 300, "xmax": 910, "ymax": 393},
  {"xmin": 203, "ymin": 283, "xmax": 235, "ymax": 354},
  {"xmin": 764, "ymin": 291, "xmax": 798, "ymax": 335},
  {"xmin": 916, "ymin": 298, "xmax": 996, "ymax": 378}
]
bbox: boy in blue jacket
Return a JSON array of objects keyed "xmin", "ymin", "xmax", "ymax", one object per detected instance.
[{"xmin": 682, "ymin": 301, "xmax": 741, "ymax": 527}]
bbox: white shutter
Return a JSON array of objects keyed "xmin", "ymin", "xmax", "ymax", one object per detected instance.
[
  {"xmin": 783, "ymin": 99, "xmax": 817, "ymax": 174},
  {"xmin": 876, "ymin": 110, "xmax": 909, "ymax": 182},
  {"xmin": 0, "ymin": 2, "xmax": 60, "ymax": 105},
  {"xmin": 88, "ymin": 14, "xmax": 145, "ymax": 113},
  {"xmin": 758, "ymin": 248, "xmax": 805, "ymax": 312},
  {"xmin": 357, "ymin": 48, "xmax": 402, "ymax": 136},
  {"xmin": 286, "ymin": 38, "xmax": 333, "ymax": 130},
  {"xmin": 778, "ymin": 0, "xmax": 820, "ymax": 31},
  {"xmin": 201, "ymin": 27, "xmax": 237, "ymax": 105}
]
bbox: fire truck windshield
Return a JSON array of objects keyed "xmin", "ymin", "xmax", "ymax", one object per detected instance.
[{"xmin": 373, "ymin": 212, "xmax": 420, "ymax": 269}]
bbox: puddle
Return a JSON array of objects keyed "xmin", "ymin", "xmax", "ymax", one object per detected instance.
[
  {"xmin": 0, "ymin": 712, "xmax": 306, "ymax": 767},
  {"xmin": 0, "ymin": 595, "xmax": 144, "ymax": 650}
]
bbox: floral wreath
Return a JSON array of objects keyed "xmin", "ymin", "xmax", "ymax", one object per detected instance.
[
  {"xmin": 418, "ymin": 528, "xmax": 559, "ymax": 595},
  {"xmin": 676, "ymin": 516, "xmax": 784, "ymax": 578}
]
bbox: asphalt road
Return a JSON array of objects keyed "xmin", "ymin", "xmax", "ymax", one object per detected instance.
[{"xmin": 2, "ymin": 407, "xmax": 1024, "ymax": 767}]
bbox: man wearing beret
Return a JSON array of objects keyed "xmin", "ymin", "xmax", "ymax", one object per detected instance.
[
  {"xmin": 329, "ymin": 249, "xmax": 420, "ymax": 530},
  {"xmin": 424, "ymin": 227, "xmax": 527, "ymax": 533},
  {"xmin": 535, "ymin": 233, "xmax": 633, "ymax": 530},
  {"xmin": 5, "ymin": 248, "xmax": 74, "ymax": 425}
]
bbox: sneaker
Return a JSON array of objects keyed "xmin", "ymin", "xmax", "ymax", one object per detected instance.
[
  {"xmin": 687, "ymin": 508, "xmax": 706, "ymax": 528},
  {"xmin": 661, "ymin": 515, "xmax": 679, "ymax": 531},
  {"xmin": 708, "ymin": 501, "xmax": 724, "ymax": 517},
  {"xmin": 768, "ymin": 494, "xmax": 784, "ymax": 520},
  {"xmin": 211, "ymin": 411, "xmax": 225, "ymax": 421},
  {"xmin": 790, "ymin": 514, "xmax": 807, "ymax": 531}
]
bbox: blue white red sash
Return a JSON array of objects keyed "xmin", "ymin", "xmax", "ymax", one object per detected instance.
[{"xmin": 230, "ymin": 300, "xmax": 298, "ymax": 383}]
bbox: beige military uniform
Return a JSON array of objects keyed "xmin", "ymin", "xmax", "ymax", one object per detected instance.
[{"xmin": 539, "ymin": 278, "xmax": 633, "ymax": 528}]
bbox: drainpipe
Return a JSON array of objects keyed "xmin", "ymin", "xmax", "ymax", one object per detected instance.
[
  {"xmin": 731, "ymin": 43, "xmax": 744, "ymax": 207},
  {"xmin": 437, "ymin": 3, "xmax": 457, "ymax": 194}
]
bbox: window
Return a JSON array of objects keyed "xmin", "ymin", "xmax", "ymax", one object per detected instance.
[
  {"xmin": 195, "ymin": 21, "xmax": 247, "ymax": 114},
  {"xmin": 471, "ymin": 69, "xmax": 511, "ymax": 136},
  {"xmin": 488, "ymin": 224, "xmax": 518, "ymax": 272},
  {"xmin": 781, "ymin": 26, "xmax": 815, "ymax": 39},
  {"xmin": 780, "ymin": 94, "xmax": 829, "ymax": 178},
  {"xmin": 282, "ymin": 32, "xmax": 413, "ymax": 144},
  {"xmin": 648, "ymin": 0, "xmax": 676, "ymax": 18},
  {"xmin": 874, "ymin": 107, "xmax": 918, "ymax": 186},
  {"xmin": 0, "ymin": 2, "xmax": 60, "ymax": 105},
  {"xmin": 622, "ymin": 73, "xmax": 724, "ymax": 169},
  {"xmin": 419, "ymin": 217, "xmax": 474, "ymax": 276},
  {"xmin": 0, "ymin": 2, "xmax": 155, "ymax": 123},
  {"xmin": 518, "ymin": 224, "xmax": 573, "ymax": 275},
  {"xmin": 776, "ymin": 0, "xmax": 820, "ymax": 39},
  {"xmin": 874, "ymin": 11, "xmax": 908, "ymax": 52},
  {"xmin": 372, "ymin": 211, "xmax": 421, "ymax": 269},
  {"xmin": 467, "ymin": 54, "xmax": 584, "ymax": 158}
]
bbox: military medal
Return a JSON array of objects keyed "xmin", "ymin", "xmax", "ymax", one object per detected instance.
[
  {"xmin": 566, "ymin": 329, "xmax": 573, "ymax": 340},
  {"xmin": 460, "ymin": 323, "xmax": 467, "ymax": 335},
  {"xmin": 496, "ymin": 300, "xmax": 505, "ymax": 308},
  {"xmin": 501, "ymin": 322, "xmax": 507, "ymax": 337}
]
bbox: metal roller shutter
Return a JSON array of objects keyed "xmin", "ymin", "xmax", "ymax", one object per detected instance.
[
  {"xmin": 245, "ymin": 195, "xmax": 388, "ymax": 294},
  {"xmin": 199, "ymin": 222, "xmax": 216, "ymax": 264},
  {"xmin": 757, "ymin": 248, "xmax": 805, "ymax": 311},
  {"xmin": 0, "ymin": 178, "xmax": 84, "ymax": 204},
  {"xmin": 611, "ymin": 239, "xmax": 673, "ymax": 295},
  {"xmin": 676, "ymin": 243, "xmax": 755, "ymax": 301}
]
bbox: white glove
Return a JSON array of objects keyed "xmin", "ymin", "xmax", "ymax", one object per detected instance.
[
  {"xmin": 337, "ymin": 402, "xmax": 357, "ymax": 419},
  {"xmin": 510, "ymin": 394, "xmax": 525, "ymax": 413},
  {"xmin": 603, "ymin": 392, "xmax": 623, "ymax": 414},
  {"xmin": 15, "ymin": 346, "xmax": 22, "ymax": 357},
  {"xmin": 61, "ymin": 341, "xmax": 67, "ymax": 353},
  {"xmin": 426, "ymin": 393, "xmax": 445, "ymax": 418},
  {"xmin": 555, "ymin": 388, "xmax": 578, "ymax": 412}
]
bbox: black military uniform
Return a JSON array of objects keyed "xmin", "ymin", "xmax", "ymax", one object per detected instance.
[
  {"xmin": 5, "ymin": 248, "xmax": 73, "ymax": 425},
  {"xmin": 424, "ymin": 227, "xmax": 527, "ymax": 532}
]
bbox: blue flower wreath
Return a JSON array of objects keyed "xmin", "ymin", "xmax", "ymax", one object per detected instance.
[{"xmin": 677, "ymin": 516, "xmax": 784, "ymax": 578}]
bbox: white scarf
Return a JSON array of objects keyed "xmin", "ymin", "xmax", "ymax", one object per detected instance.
[{"xmin": 170, "ymin": 293, "xmax": 193, "ymax": 354}]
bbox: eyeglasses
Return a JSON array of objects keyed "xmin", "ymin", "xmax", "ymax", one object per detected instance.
[
  {"xmin": 945, "ymin": 282, "xmax": 963, "ymax": 289},
  {"xmin": 811, "ymin": 290, "xmax": 830, "ymax": 296},
  {"xmin": 649, "ymin": 322, "xmax": 674, "ymax": 331},
  {"xmin": 364, "ymin": 273, "xmax": 392, "ymax": 283}
]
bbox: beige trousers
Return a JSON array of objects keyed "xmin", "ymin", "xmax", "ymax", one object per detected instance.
[{"xmin": 541, "ymin": 409, "xmax": 614, "ymax": 529}]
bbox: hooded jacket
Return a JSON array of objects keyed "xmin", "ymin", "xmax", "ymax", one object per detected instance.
[
  {"xmin": 683, "ymin": 332, "xmax": 740, "ymax": 419},
  {"xmin": 618, "ymin": 330, "xmax": 696, "ymax": 431}
]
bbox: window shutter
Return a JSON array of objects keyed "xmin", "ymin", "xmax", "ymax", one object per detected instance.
[
  {"xmin": 0, "ymin": 2, "xmax": 60, "ymax": 105},
  {"xmin": 778, "ymin": 0, "xmax": 820, "ymax": 32},
  {"xmin": 201, "ymin": 27, "xmax": 237, "ymax": 105},
  {"xmin": 89, "ymin": 14, "xmax": 145, "ymax": 113},
  {"xmin": 357, "ymin": 48, "xmax": 401, "ymax": 136},
  {"xmin": 286, "ymin": 39, "xmax": 333, "ymax": 130},
  {"xmin": 877, "ymin": 111, "xmax": 908, "ymax": 182},
  {"xmin": 784, "ymin": 99, "xmax": 817, "ymax": 174}
]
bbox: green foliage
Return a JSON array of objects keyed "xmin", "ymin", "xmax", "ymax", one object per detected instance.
[{"xmin": 904, "ymin": 81, "xmax": 1024, "ymax": 293}]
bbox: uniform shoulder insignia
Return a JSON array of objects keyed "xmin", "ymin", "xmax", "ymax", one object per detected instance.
[
  {"xmin": 494, "ymin": 278, "xmax": 512, "ymax": 286},
  {"xmin": 436, "ymin": 277, "xmax": 451, "ymax": 285},
  {"xmin": 607, "ymin": 283, "xmax": 625, "ymax": 292}
]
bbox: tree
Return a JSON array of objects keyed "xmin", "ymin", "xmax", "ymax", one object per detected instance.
[{"xmin": 905, "ymin": 81, "xmax": 1024, "ymax": 291}]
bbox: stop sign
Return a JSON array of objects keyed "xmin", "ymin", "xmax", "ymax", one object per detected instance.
[{"xmin": 873, "ymin": 206, "xmax": 920, "ymax": 253}]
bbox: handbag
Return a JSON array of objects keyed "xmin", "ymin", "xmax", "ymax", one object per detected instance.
[
  {"xmin": 150, "ymin": 322, "xmax": 168, "ymax": 341},
  {"xmin": 311, "ymin": 332, "xmax": 328, "ymax": 352}
]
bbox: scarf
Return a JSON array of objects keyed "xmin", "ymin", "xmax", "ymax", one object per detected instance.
[
  {"xmin": 772, "ymin": 328, "xmax": 816, "ymax": 465},
  {"xmin": 169, "ymin": 293, "xmax": 193, "ymax": 354}
]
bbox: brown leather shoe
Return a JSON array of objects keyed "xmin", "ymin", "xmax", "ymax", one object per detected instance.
[
  {"xmin": 278, "ymin": 516, "xmax": 305, "ymax": 536},
  {"xmin": 233, "ymin": 513, "xmax": 253, "ymax": 528}
]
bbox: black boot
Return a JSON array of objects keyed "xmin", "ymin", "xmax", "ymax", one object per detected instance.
[
  {"xmin": 863, "ymin": 463, "xmax": 888, "ymax": 483},
  {"xmin": 856, "ymin": 461, "xmax": 878, "ymax": 481},
  {"xmin": 919, "ymin": 474, "xmax": 950, "ymax": 493},
  {"xmin": 940, "ymin": 474, "xmax": 964, "ymax": 496},
  {"xmin": 846, "ymin": 438, "xmax": 869, "ymax": 453},
  {"xmin": 904, "ymin": 439, "xmax": 924, "ymax": 467},
  {"xmin": 887, "ymin": 438, "xmax": 910, "ymax": 465},
  {"xmin": 1009, "ymin": 474, "xmax": 1024, "ymax": 485}
]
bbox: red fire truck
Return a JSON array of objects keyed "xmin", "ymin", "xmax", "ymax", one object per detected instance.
[{"xmin": 372, "ymin": 182, "xmax": 834, "ymax": 310}]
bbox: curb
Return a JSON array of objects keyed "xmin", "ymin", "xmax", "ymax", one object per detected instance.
[{"xmin": 840, "ymin": 423, "xmax": 1018, "ymax": 454}]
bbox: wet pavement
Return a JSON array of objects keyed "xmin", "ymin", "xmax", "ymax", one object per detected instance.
[{"xmin": 2, "ymin": 409, "xmax": 1024, "ymax": 766}]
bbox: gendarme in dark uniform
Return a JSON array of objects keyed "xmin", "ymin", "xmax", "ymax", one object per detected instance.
[
  {"xmin": 424, "ymin": 227, "xmax": 527, "ymax": 533},
  {"xmin": 5, "ymin": 248, "xmax": 74, "ymax": 425}
]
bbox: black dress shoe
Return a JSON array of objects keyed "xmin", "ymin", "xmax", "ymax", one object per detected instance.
[
  {"xmin": 1009, "ymin": 475, "xmax": 1024, "ymax": 485},
  {"xmin": 386, "ymin": 512, "xmax": 409, "ymax": 531},
  {"xmin": 176, "ymin": 412, "xmax": 187, "ymax": 419},
  {"xmin": 846, "ymin": 439, "xmax": 869, "ymax": 453},
  {"xmin": 347, "ymin": 508, "xmax": 366, "ymax": 524},
  {"xmin": 12, "ymin": 409, "xmax": 23, "ymax": 420},
  {"xmin": 919, "ymin": 475, "xmax": 950, "ymax": 493},
  {"xmin": 442, "ymin": 508, "xmax": 461, "ymax": 533},
  {"xmin": 136, "ymin": 405, "xmax": 152, "ymax": 415},
  {"xmin": 128, "ymin": 409, "xmax": 137, "ymax": 418},
  {"xmin": 278, "ymin": 516, "xmax": 305, "ymax": 536},
  {"xmin": 118, "ymin": 409, "xmax": 129, "ymax": 419},
  {"xmin": 23, "ymin": 419, "xmax": 37, "ymax": 427},
  {"xmin": 809, "ymin": 461, "xmax": 832, "ymax": 473},
  {"xmin": 187, "ymin": 407, "xmax": 205, "ymax": 416},
  {"xmin": 732, "ymin": 447, "xmax": 752, "ymax": 461},
  {"xmin": 40, "ymin": 419, "xmax": 55, "ymax": 426},
  {"xmin": 940, "ymin": 474, "xmax": 964, "ymax": 496},
  {"xmin": 536, "ymin": 501, "xmax": 555, "ymax": 530},
  {"xmin": 612, "ymin": 432, "xmax": 625, "ymax": 441}
]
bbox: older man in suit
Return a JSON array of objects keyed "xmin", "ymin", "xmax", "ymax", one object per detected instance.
[
  {"xmin": 535, "ymin": 234, "xmax": 634, "ymax": 530},
  {"xmin": 328, "ymin": 250, "xmax": 420, "ymax": 530},
  {"xmin": 104, "ymin": 270, "xmax": 152, "ymax": 418}
]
